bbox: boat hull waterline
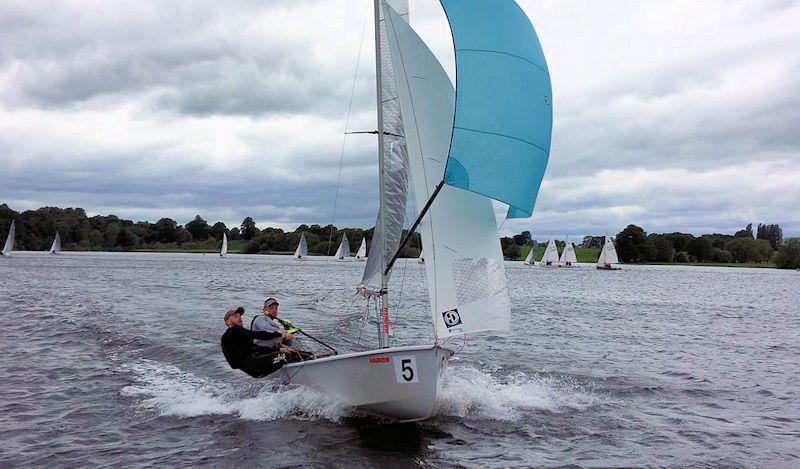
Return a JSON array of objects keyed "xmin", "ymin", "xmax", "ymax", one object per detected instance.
[{"xmin": 280, "ymin": 344, "xmax": 453, "ymax": 421}]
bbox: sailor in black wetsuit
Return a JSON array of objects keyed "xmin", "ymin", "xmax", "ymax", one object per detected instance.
[{"xmin": 220, "ymin": 307, "xmax": 295, "ymax": 378}]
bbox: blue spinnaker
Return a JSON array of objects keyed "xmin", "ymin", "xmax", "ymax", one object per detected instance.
[{"xmin": 440, "ymin": 0, "xmax": 552, "ymax": 218}]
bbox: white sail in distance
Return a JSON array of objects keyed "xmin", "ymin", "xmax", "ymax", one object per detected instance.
[
  {"xmin": 523, "ymin": 243, "xmax": 535, "ymax": 265},
  {"xmin": 598, "ymin": 235, "xmax": 620, "ymax": 266},
  {"xmin": 220, "ymin": 233, "xmax": 228, "ymax": 257},
  {"xmin": 356, "ymin": 238, "xmax": 367, "ymax": 260},
  {"xmin": 418, "ymin": 249, "xmax": 424, "ymax": 264},
  {"xmin": 541, "ymin": 238, "xmax": 559, "ymax": 265},
  {"xmin": 559, "ymin": 238, "xmax": 576, "ymax": 265},
  {"xmin": 50, "ymin": 231, "xmax": 62, "ymax": 254},
  {"xmin": 334, "ymin": 235, "xmax": 351, "ymax": 260},
  {"xmin": 2, "ymin": 220, "xmax": 15, "ymax": 256},
  {"xmin": 294, "ymin": 233, "xmax": 308, "ymax": 259}
]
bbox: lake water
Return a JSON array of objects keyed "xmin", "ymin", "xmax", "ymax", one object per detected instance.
[{"xmin": 0, "ymin": 252, "xmax": 798, "ymax": 467}]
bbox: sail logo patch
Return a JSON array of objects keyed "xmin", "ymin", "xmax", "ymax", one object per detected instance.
[{"xmin": 442, "ymin": 309, "xmax": 462, "ymax": 330}]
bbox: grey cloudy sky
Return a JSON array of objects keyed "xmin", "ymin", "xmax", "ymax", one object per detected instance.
[{"xmin": 1, "ymin": 0, "xmax": 798, "ymax": 239}]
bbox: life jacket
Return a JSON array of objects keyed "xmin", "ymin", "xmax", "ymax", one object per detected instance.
[{"xmin": 251, "ymin": 314, "xmax": 284, "ymax": 347}]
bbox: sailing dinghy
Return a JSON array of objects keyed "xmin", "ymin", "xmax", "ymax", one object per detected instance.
[
  {"xmin": 281, "ymin": 0, "xmax": 552, "ymax": 421},
  {"xmin": 356, "ymin": 237, "xmax": 367, "ymax": 260},
  {"xmin": 559, "ymin": 237, "xmax": 576, "ymax": 267},
  {"xmin": 541, "ymin": 238, "xmax": 559, "ymax": 266},
  {"xmin": 333, "ymin": 235, "xmax": 351, "ymax": 260},
  {"xmin": 220, "ymin": 233, "xmax": 228, "ymax": 258},
  {"xmin": 523, "ymin": 241, "xmax": 536, "ymax": 265},
  {"xmin": 50, "ymin": 231, "xmax": 62, "ymax": 254},
  {"xmin": 1, "ymin": 220, "xmax": 15, "ymax": 256},
  {"xmin": 597, "ymin": 235, "xmax": 621, "ymax": 270},
  {"xmin": 418, "ymin": 249, "xmax": 424, "ymax": 264},
  {"xmin": 293, "ymin": 233, "xmax": 309, "ymax": 260}
]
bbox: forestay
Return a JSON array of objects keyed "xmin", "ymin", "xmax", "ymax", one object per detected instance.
[
  {"xmin": 384, "ymin": 5, "xmax": 510, "ymax": 338},
  {"xmin": 440, "ymin": 0, "xmax": 552, "ymax": 218}
]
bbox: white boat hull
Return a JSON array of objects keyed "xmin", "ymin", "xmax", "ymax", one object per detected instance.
[{"xmin": 280, "ymin": 344, "xmax": 453, "ymax": 421}]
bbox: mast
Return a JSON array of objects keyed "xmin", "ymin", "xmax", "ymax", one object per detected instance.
[{"xmin": 374, "ymin": 0, "xmax": 390, "ymax": 348}]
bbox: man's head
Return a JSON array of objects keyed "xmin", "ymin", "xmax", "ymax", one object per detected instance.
[
  {"xmin": 224, "ymin": 307, "xmax": 245, "ymax": 327},
  {"xmin": 263, "ymin": 297, "xmax": 279, "ymax": 318}
]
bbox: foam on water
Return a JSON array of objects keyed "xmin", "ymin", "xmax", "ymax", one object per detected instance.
[
  {"xmin": 436, "ymin": 365, "xmax": 599, "ymax": 421},
  {"xmin": 120, "ymin": 359, "xmax": 348, "ymax": 422}
]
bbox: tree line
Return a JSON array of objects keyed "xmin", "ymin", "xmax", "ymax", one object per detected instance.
[
  {"xmin": 0, "ymin": 204, "xmax": 422, "ymax": 257},
  {"xmin": 498, "ymin": 223, "xmax": 799, "ymax": 269},
  {"xmin": 2, "ymin": 205, "xmax": 797, "ymax": 268}
]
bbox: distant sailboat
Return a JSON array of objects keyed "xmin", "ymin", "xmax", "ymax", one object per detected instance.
[
  {"xmin": 333, "ymin": 235, "xmax": 350, "ymax": 260},
  {"xmin": 220, "ymin": 233, "xmax": 228, "ymax": 258},
  {"xmin": 50, "ymin": 231, "xmax": 62, "ymax": 254},
  {"xmin": 356, "ymin": 238, "xmax": 367, "ymax": 260},
  {"xmin": 559, "ymin": 237, "xmax": 576, "ymax": 267},
  {"xmin": 418, "ymin": 249, "xmax": 424, "ymax": 264},
  {"xmin": 523, "ymin": 241, "xmax": 536, "ymax": 265},
  {"xmin": 1, "ymin": 220, "xmax": 15, "ymax": 256},
  {"xmin": 597, "ymin": 235, "xmax": 621, "ymax": 270},
  {"xmin": 294, "ymin": 233, "xmax": 309, "ymax": 260},
  {"xmin": 541, "ymin": 238, "xmax": 559, "ymax": 266}
]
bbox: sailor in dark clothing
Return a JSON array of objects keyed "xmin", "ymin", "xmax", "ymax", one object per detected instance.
[{"xmin": 220, "ymin": 307, "xmax": 295, "ymax": 378}]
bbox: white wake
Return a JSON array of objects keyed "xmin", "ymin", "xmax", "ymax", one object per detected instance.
[
  {"xmin": 120, "ymin": 359, "xmax": 348, "ymax": 421},
  {"xmin": 436, "ymin": 365, "xmax": 599, "ymax": 420}
]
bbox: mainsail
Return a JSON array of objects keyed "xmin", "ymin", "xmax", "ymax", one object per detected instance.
[
  {"xmin": 294, "ymin": 233, "xmax": 308, "ymax": 259},
  {"xmin": 360, "ymin": 0, "xmax": 411, "ymax": 292},
  {"xmin": 2, "ymin": 220, "xmax": 15, "ymax": 256},
  {"xmin": 598, "ymin": 235, "xmax": 620, "ymax": 266},
  {"xmin": 220, "ymin": 233, "xmax": 228, "ymax": 257},
  {"xmin": 334, "ymin": 235, "xmax": 351, "ymax": 260},
  {"xmin": 559, "ymin": 238, "xmax": 577, "ymax": 265},
  {"xmin": 50, "ymin": 232, "xmax": 62, "ymax": 254},
  {"xmin": 356, "ymin": 238, "xmax": 367, "ymax": 260},
  {"xmin": 541, "ymin": 238, "xmax": 559, "ymax": 265}
]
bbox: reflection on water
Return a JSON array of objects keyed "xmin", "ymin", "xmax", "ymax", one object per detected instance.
[{"xmin": 0, "ymin": 252, "xmax": 798, "ymax": 467}]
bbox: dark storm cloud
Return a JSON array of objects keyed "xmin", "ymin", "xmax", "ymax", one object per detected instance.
[{"xmin": 1, "ymin": 0, "xmax": 798, "ymax": 237}]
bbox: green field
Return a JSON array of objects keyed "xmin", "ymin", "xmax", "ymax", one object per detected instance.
[{"xmin": 517, "ymin": 245, "xmax": 599, "ymax": 263}]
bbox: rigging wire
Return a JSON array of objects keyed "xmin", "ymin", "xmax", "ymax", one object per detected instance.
[{"xmin": 321, "ymin": 3, "xmax": 370, "ymax": 284}]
